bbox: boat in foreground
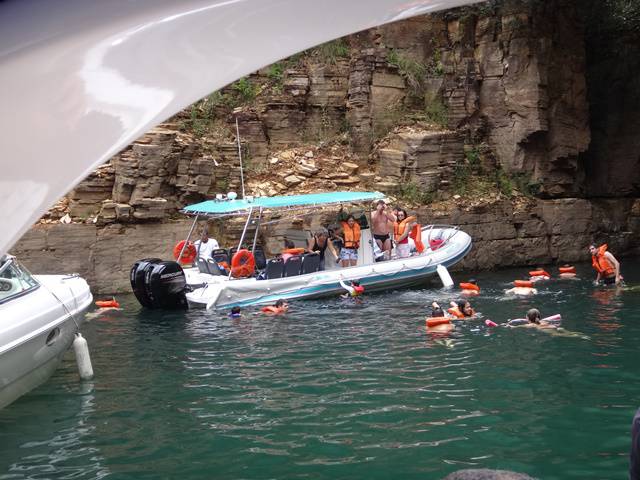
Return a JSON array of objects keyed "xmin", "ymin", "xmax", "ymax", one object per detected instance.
[
  {"xmin": 130, "ymin": 191, "xmax": 472, "ymax": 309},
  {"xmin": 0, "ymin": 255, "xmax": 93, "ymax": 409}
]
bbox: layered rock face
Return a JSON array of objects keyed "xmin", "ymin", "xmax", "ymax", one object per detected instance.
[{"xmin": 11, "ymin": 0, "xmax": 640, "ymax": 293}]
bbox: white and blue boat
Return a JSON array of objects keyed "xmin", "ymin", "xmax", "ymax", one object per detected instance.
[{"xmin": 130, "ymin": 191, "xmax": 472, "ymax": 309}]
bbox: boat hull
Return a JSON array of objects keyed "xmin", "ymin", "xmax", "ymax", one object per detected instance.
[
  {"xmin": 186, "ymin": 226, "xmax": 471, "ymax": 309},
  {"xmin": 0, "ymin": 275, "xmax": 93, "ymax": 409}
]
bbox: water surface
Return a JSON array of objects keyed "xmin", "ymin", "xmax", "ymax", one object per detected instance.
[{"xmin": 1, "ymin": 261, "xmax": 639, "ymax": 479}]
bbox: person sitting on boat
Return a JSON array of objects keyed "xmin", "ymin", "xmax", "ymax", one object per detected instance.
[
  {"xmin": 194, "ymin": 228, "xmax": 219, "ymax": 260},
  {"xmin": 448, "ymin": 300, "xmax": 475, "ymax": 319},
  {"xmin": 589, "ymin": 243, "xmax": 622, "ymax": 286},
  {"xmin": 393, "ymin": 209, "xmax": 417, "ymax": 259},
  {"xmin": 261, "ymin": 299, "xmax": 289, "ymax": 315},
  {"xmin": 340, "ymin": 215, "xmax": 360, "ymax": 267},
  {"xmin": 307, "ymin": 228, "xmax": 338, "ymax": 271},
  {"xmin": 371, "ymin": 199, "xmax": 396, "ymax": 260},
  {"xmin": 281, "ymin": 239, "xmax": 304, "ymax": 263}
]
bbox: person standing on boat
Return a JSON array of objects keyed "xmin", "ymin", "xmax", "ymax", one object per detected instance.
[
  {"xmin": 371, "ymin": 199, "xmax": 396, "ymax": 260},
  {"xmin": 393, "ymin": 209, "xmax": 416, "ymax": 259},
  {"xmin": 340, "ymin": 215, "xmax": 360, "ymax": 267},
  {"xmin": 589, "ymin": 243, "xmax": 622, "ymax": 285},
  {"xmin": 307, "ymin": 229, "xmax": 338, "ymax": 270},
  {"xmin": 194, "ymin": 229, "xmax": 219, "ymax": 260}
]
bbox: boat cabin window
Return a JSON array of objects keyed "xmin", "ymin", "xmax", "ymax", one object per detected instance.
[{"xmin": 0, "ymin": 258, "xmax": 39, "ymax": 303}]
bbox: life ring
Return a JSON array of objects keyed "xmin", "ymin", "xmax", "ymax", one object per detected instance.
[
  {"xmin": 529, "ymin": 270, "xmax": 550, "ymax": 278},
  {"xmin": 514, "ymin": 280, "xmax": 534, "ymax": 288},
  {"xmin": 231, "ymin": 249, "xmax": 255, "ymax": 278},
  {"xmin": 95, "ymin": 299, "xmax": 120, "ymax": 308},
  {"xmin": 282, "ymin": 247, "xmax": 305, "ymax": 255},
  {"xmin": 508, "ymin": 318, "xmax": 529, "ymax": 326},
  {"xmin": 426, "ymin": 317, "xmax": 451, "ymax": 327},
  {"xmin": 459, "ymin": 282, "xmax": 480, "ymax": 292},
  {"xmin": 542, "ymin": 314, "xmax": 562, "ymax": 323},
  {"xmin": 173, "ymin": 240, "xmax": 197, "ymax": 265},
  {"xmin": 559, "ymin": 266, "xmax": 576, "ymax": 274}
]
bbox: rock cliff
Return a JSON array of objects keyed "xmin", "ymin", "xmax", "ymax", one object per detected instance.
[{"xmin": 12, "ymin": 0, "xmax": 640, "ymax": 294}]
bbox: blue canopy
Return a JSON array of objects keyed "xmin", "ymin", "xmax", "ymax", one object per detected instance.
[{"xmin": 183, "ymin": 191, "xmax": 384, "ymax": 216}]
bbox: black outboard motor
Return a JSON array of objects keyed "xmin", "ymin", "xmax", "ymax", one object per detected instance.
[
  {"xmin": 130, "ymin": 259, "xmax": 188, "ymax": 309},
  {"xmin": 130, "ymin": 258, "xmax": 161, "ymax": 307}
]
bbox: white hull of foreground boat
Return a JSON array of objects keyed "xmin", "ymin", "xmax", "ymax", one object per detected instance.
[
  {"xmin": 0, "ymin": 274, "xmax": 93, "ymax": 409},
  {"xmin": 185, "ymin": 226, "xmax": 471, "ymax": 309}
]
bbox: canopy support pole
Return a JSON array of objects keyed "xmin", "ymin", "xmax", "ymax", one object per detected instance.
[
  {"xmin": 229, "ymin": 208, "xmax": 254, "ymax": 279},
  {"xmin": 251, "ymin": 207, "xmax": 263, "ymax": 252},
  {"xmin": 178, "ymin": 215, "xmax": 200, "ymax": 261}
]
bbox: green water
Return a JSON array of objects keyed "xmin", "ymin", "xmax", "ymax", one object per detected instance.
[{"xmin": 1, "ymin": 261, "xmax": 639, "ymax": 479}]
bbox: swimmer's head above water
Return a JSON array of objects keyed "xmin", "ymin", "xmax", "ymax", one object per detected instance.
[{"xmin": 526, "ymin": 308, "xmax": 541, "ymax": 324}]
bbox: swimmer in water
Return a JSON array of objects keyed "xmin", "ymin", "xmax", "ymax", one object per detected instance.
[
  {"xmin": 505, "ymin": 281, "xmax": 538, "ymax": 296},
  {"xmin": 339, "ymin": 279, "xmax": 364, "ymax": 301},
  {"xmin": 448, "ymin": 300, "xmax": 475, "ymax": 319},
  {"xmin": 261, "ymin": 299, "xmax": 289, "ymax": 315},
  {"xmin": 508, "ymin": 308, "xmax": 589, "ymax": 339},
  {"xmin": 228, "ymin": 306, "xmax": 241, "ymax": 318},
  {"xmin": 426, "ymin": 302, "xmax": 454, "ymax": 333}
]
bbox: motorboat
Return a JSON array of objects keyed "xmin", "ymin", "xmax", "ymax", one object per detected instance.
[
  {"xmin": 0, "ymin": 255, "xmax": 93, "ymax": 409},
  {"xmin": 130, "ymin": 191, "xmax": 472, "ymax": 309}
]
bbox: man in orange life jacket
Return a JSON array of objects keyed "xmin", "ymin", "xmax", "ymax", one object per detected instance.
[{"xmin": 589, "ymin": 244, "xmax": 622, "ymax": 286}]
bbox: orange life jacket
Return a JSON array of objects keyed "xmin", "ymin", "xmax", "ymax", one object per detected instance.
[
  {"xmin": 447, "ymin": 306, "xmax": 475, "ymax": 318},
  {"xmin": 393, "ymin": 217, "xmax": 425, "ymax": 253},
  {"xmin": 592, "ymin": 244, "xmax": 615, "ymax": 277},
  {"xmin": 341, "ymin": 221, "xmax": 361, "ymax": 249}
]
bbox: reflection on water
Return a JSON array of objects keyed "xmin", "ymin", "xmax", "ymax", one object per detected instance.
[{"xmin": 1, "ymin": 261, "xmax": 640, "ymax": 480}]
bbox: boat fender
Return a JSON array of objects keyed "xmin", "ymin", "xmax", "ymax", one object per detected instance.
[
  {"xmin": 426, "ymin": 317, "xmax": 451, "ymax": 327},
  {"xmin": 73, "ymin": 333, "xmax": 94, "ymax": 381},
  {"xmin": 514, "ymin": 280, "xmax": 534, "ymax": 288},
  {"xmin": 95, "ymin": 298, "xmax": 120, "ymax": 308},
  {"xmin": 436, "ymin": 264, "xmax": 454, "ymax": 288},
  {"xmin": 528, "ymin": 270, "xmax": 550, "ymax": 278},
  {"xmin": 173, "ymin": 240, "xmax": 197, "ymax": 265},
  {"xmin": 508, "ymin": 318, "xmax": 529, "ymax": 326},
  {"xmin": 559, "ymin": 266, "xmax": 576, "ymax": 274},
  {"xmin": 459, "ymin": 282, "xmax": 480, "ymax": 293}
]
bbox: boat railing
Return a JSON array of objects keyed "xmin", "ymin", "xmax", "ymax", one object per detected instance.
[{"xmin": 422, "ymin": 224, "xmax": 461, "ymax": 251}]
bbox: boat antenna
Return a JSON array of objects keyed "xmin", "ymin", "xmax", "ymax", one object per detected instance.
[{"xmin": 235, "ymin": 115, "xmax": 246, "ymax": 199}]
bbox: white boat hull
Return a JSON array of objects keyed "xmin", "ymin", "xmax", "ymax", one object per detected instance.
[
  {"xmin": 0, "ymin": 275, "xmax": 93, "ymax": 409},
  {"xmin": 185, "ymin": 226, "xmax": 471, "ymax": 309}
]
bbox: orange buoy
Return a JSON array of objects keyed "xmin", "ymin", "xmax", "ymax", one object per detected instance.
[
  {"xmin": 261, "ymin": 305, "xmax": 286, "ymax": 314},
  {"xmin": 529, "ymin": 270, "xmax": 550, "ymax": 278},
  {"xmin": 173, "ymin": 240, "xmax": 197, "ymax": 265},
  {"xmin": 559, "ymin": 266, "xmax": 576, "ymax": 274},
  {"xmin": 95, "ymin": 299, "xmax": 120, "ymax": 308},
  {"xmin": 459, "ymin": 282, "xmax": 480, "ymax": 292},
  {"xmin": 231, "ymin": 249, "xmax": 256, "ymax": 278},
  {"xmin": 282, "ymin": 247, "xmax": 305, "ymax": 255},
  {"xmin": 426, "ymin": 317, "xmax": 451, "ymax": 327},
  {"xmin": 514, "ymin": 280, "xmax": 534, "ymax": 288}
]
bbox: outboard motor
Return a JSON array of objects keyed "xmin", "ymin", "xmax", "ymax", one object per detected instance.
[
  {"xmin": 130, "ymin": 259, "xmax": 188, "ymax": 309},
  {"xmin": 130, "ymin": 258, "xmax": 161, "ymax": 307}
]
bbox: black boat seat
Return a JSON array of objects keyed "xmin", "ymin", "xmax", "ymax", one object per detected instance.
[
  {"xmin": 266, "ymin": 258, "xmax": 284, "ymax": 279},
  {"xmin": 212, "ymin": 248, "xmax": 230, "ymax": 265},
  {"xmin": 283, "ymin": 255, "xmax": 302, "ymax": 277},
  {"xmin": 301, "ymin": 253, "xmax": 321, "ymax": 274},
  {"xmin": 252, "ymin": 245, "xmax": 267, "ymax": 270}
]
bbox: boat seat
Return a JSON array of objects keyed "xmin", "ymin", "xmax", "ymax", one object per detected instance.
[
  {"xmin": 206, "ymin": 258, "xmax": 226, "ymax": 276},
  {"xmin": 196, "ymin": 257, "xmax": 212, "ymax": 274},
  {"xmin": 266, "ymin": 258, "xmax": 284, "ymax": 279},
  {"xmin": 252, "ymin": 245, "xmax": 267, "ymax": 270},
  {"xmin": 301, "ymin": 253, "xmax": 321, "ymax": 274},
  {"xmin": 283, "ymin": 255, "xmax": 302, "ymax": 277},
  {"xmin": 212, "ymin": 248, "xmax": 230, "ymax": 264}
]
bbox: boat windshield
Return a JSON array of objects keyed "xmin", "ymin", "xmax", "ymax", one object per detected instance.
[{"xmin": 0, "ymin": 257, "xmax": 39, "ymax": 303}]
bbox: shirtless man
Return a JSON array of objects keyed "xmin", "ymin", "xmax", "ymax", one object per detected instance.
[{"xmin": 371, "ymin": 200, "xmax": 396, "ymax": 259}]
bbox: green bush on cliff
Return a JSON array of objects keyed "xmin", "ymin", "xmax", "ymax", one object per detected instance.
[
  {"xmin": 423, "ymin": 97, "xmax": 448, "ymax": 128},
  {"xmin": 396, "ymin": 181, "xmax": 434, "ymax": 205},
  {"xmin": 388, "ymin": 49, "xmax": 428, "ymax": 95}
]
